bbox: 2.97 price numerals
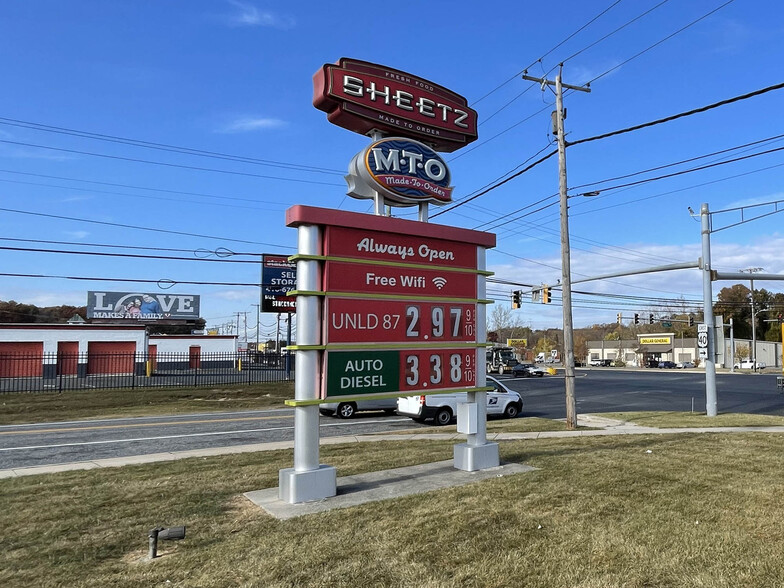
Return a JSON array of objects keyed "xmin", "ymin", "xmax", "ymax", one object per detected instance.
[
  {"xmin": 400, "ymin": 349, "xmax": 476, "ymax": 391},
  {"xmin": 326, "ymin": 298, "xmax": 476, "ymax": 343}
]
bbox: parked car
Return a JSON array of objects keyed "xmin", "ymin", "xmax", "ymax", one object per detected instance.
[
  {"xmin": 320, "ymin": 397, "xmax": 398, "ymax": 419},
  {"xmin": 396, "ymin": 376, "xmax": 523, "ymax": 425},
  {"xmin": 658, "ymin": 361, "xmax": 677, "ymax": 369},
  {"xmin": 677, "ymin": 361, "xmax": 695, "ymax": 369},
  {"xmin": 511, "ymin": 363, "xmax": 545, "ymax": 377}
]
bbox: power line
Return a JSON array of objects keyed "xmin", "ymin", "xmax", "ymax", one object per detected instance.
[
  {"xmin": 0, "ymin": 272, "xmax": 261, "ymax": 287},
  {"xmin": 571, "ymin": 81, "xmax": 784, "ymax": 147},
  {"xmin": 432, "ymin": 148, "xmax": 558, "ymax": 218},
  {"xmin": 0, "ymin": 205, "xmax": 297, "ymax": 248},
  {"xmin": 0, "ymin": 236, "xmax": 263, "ymax": 256},
  {"xmin": 0, "ymin": 139, "xmax": 345, "ymax": 187},
  {"xmin": 547, "ymin": 0, "xmax": 672, "ymax": 74},
  {"xmin": 0, "ymin": 245, "xmax": 264, "ymax": 263},
  {"xmin": 0, "ymin": 176, "xmax": 283, "ymax": 213},
  {"xmin": 568, "ymin": 160, "xmax": 784, "ymax": 220},
  {"xmin": 0, "ymin": 168, "xmax": 285, "ymax": 206},
  {"xmin": 569, "ymin": 132, "xmax": 784, "ymax": 192},
  {"xmin": 448, "ymin": 104, "xmax": 552, "ymax": 162},
  {"xmin": 587, "ymin": 0, "xmax": 738, "ymax": 85},
  {"xmin": 453, "ymin": 85, "xmax": 784, "ymax": 225},
  {"xmin": 0, "ymin": 117, "xmax": 344, "ymax": 176},
  {"xmin": 472, "ymin": 0, "xmax": 623, "ymax": 105}
]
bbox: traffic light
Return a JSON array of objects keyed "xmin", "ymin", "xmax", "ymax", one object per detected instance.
[
  {"xmin": 634, "ymin": 313, "xmax": 639, "ymax": 325},
  {"xmin": 512, "ymin": 290, "xmax": 521, "ymax": 309},
  {"xmin": 649, "ymin": 313, "xmax": 654, "ymax": 325},
  {"xmin": 617, "ymin": 312, "xmax": 622, "ymax": 324},
  {"xmin": 688, "ymin": 315, "xmax": 694, "ymax": 327},
  {"xmin": 542, "ymin": 286, "xmax": 551, "ymax": 304}
]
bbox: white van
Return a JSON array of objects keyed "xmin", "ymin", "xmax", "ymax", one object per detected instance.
[
  {"xmin": 396, "ymin": 376, "xmax": 523, "ymax": 426},
  {"xmin": 319, "ymin": 397, "xmax": 398, "ymax": 419}
]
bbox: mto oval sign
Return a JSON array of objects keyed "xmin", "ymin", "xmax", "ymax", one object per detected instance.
[{"xmin": 346, "ymin": 137, "xmax": 453, "ymax": 206}]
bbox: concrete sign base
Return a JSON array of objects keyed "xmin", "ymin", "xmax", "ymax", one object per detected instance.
[
  {"xmin": 453, "ymin": 441, "xmax": 499, "ymax": 472},
  {"xmin": 278, "ymin": 464, "xmax": 337, "ymax": 504}
]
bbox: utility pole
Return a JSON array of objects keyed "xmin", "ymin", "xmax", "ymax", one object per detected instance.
[
  {"xmin": 700, "ymin": 203, "xmax": 718, "ymax": 416},
  {"xmin": 252, "ymin": 304, "xmax": 260, "ymax": 352},
  {"xmin": 740, "ymin": 267, "xmax": 763, "ymax": 371},
  {"xmin": 523, "ymin": 65, "xmax": 590, "ymax": 429},
  {"xmin": 276, "ymin": 313, "xmax": 281, "ymax": 354}
]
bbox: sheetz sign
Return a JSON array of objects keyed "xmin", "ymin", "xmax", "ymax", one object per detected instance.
[
  {"xmin": 279, "ymin": 57, "xmax": 492, "ymax": 502},
  {"xmin": 313, "ymin": 58, "xmax": 477, "ymax": 153}
]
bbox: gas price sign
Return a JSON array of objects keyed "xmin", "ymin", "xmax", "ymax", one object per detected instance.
[
  {"xmin": 286, "ymin": 205, "xmax": 495, "ymax": 402},
  {"xmin": 326, "ymin": 348, "xmax": 476, "ymax": 397},
  {"xmin": 326, "ymin": 298, "xmax": 475, "ymax": 344}
]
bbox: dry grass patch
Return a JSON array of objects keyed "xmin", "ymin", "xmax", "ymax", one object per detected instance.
[
  {"xmin": 600, "ymin": 411, "xmax": 784, "ymax": 428},
  {"xmin": 4, "ymin": 433, "xmax": 784, "ymax": 587},
  {"xmin": 0, "ymin": 381, "xmax": 294, "ymax": 424}
]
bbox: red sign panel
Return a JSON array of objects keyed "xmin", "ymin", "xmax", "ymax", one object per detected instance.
[
  {"xmin": 324, "ymin": 225, "xmax": 478, "ymax": 269},
  {"xmin": 399, "ymin": 348, "xmax": 476, "ymax": 392},
  {"xmin": 324, "ymin": 261, "xmax": 476, "ymax": 299},
  {"xmin": 326, "ymin": 298, "xmax": 476, "ymax": 344},
  {"xmin": 313, "ymin": 58, "xmax": 478, "ymax": 153}
]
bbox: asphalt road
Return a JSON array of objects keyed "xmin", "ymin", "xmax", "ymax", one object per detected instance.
[
  {"xmin": 502, "ymin": 368, "xmax": 784, "ymax": 419},
  {"xmin": 2, "ymin": 369, "xmax": 783, "ymax": 470}
]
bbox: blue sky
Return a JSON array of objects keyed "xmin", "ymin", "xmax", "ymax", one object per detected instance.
[{"xmin": 0, "ymin": 0, "xmax": 782, "ymax": 338}]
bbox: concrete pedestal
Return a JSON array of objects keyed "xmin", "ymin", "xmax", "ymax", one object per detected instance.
[
  {"xmin": 278, "ymin": 465, "xmax": 337, "ymax": 504},
  {"xmin": 453, "ymin": 442, "xmax": 500, "ymax": 472}
]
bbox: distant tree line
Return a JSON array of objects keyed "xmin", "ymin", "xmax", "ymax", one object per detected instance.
[{"xmin": 0, "ymin": 300, "xmax": 87, "ymax": 323}]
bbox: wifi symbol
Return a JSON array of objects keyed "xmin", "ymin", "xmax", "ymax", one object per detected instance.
[{"xmin": 432, "ymin": 276, "xmax": 447, "ymax": 289}]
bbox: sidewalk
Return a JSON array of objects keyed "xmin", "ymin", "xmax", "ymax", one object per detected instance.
[{"xmin": 3, "ymin": 414, "xmax": 784, "ymax": 479}]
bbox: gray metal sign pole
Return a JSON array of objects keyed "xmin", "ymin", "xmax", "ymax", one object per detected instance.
[
  {"xmin": 278, "ymin": 224, "xmax": 336, "ymax": 504},
  {"xmin": 700, "ymin": 203, "xmax": 718, "ymax": 416},
  {"xmin": 454, "ymin": 246, "xmax": 499, "ymax": 471}
]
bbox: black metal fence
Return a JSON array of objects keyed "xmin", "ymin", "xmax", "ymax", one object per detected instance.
[{"xmin": 0, "ymin": 351, "xmax": 293, "ymax": 394}]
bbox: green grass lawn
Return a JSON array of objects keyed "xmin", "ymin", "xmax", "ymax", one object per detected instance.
[
  {"xmin": 0, "ymin": 382, "xmax": 294, "ymax": 425},
  {"xmin": 4, "ymin": 432, "xmax": 784, "ymax": 587}
]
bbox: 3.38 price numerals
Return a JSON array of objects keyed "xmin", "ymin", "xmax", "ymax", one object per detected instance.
[{"xmin": 401, "ymin": 349, "xmax": 475, "ymax": 390}]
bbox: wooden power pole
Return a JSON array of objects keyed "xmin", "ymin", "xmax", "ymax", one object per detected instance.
[{"xmin": 523, "ymin": 65, "xmax": 591, "ymax": 429}]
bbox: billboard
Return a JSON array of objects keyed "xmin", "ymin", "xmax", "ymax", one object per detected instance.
[
  {"xmin": 261, "ymin": 254, "xmax": 296, "ymax": 313},
  {"xmin": 87, "ymin": 291, "xmax": 201, "ymax": 321}
]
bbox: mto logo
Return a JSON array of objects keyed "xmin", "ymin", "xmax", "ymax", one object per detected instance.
[{"xmin": 346, "ymin": 137, "xmax": 453, "ymax": 206}]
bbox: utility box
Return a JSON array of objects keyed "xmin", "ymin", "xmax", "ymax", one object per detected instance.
[{"xmin": 457, "ymin": 402, "xmax": 478, "ymax": 434}]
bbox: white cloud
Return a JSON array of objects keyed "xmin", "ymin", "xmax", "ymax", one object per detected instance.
[
  {"xmin": 224, "ymin": 1, "xmax": 295, "ymax": 29},
  {"xmin": 64, "ymin": 231, "xmax": 90, "ymax": 239},
  {"xmin": 0, "ymin": 144, "xmax": 75, "ymax": 161},
  {"xmin": 216, "ymin": 117, "xmax": 287, "ymax": 133},
  {"xmin": 60, "ymin": 195, "xmax": 94, "ymax": 203},
  {"xmin": 724, "ymin": 192, "xmax": 784, "ymax": 210},
  {"xmin": 490, "ymin": 237, "xmax": 784, "ymax": 329}
]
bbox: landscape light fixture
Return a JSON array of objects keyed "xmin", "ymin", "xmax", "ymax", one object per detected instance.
[{"xmin": 148, "ymin": 526, "xmax": 187, "ymax": 559}]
